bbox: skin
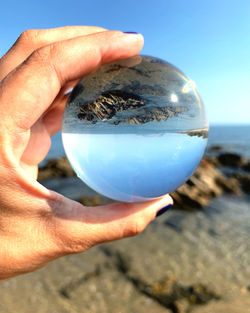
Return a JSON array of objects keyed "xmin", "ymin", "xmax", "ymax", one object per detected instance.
[{"xmin": 0, "ymin": 26, "xmax": 173, "ymax": 281}]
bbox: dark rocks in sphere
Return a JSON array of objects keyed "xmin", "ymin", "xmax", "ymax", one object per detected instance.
[
  {"xmin": 182, "ymin": 129, "xmax": 208, "ymax": 139},
  {"xmin": 77, "ymin": 89, "xmax": 188, "ymax": 125},
  {"xmin": 77, "ymin": 90, "xmax": 146, "ymax": 123}
]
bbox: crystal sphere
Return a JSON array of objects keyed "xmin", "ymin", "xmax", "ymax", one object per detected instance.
[{"xmin": 62, "ymin": 55, "xmax": 208, "ymax": 202}]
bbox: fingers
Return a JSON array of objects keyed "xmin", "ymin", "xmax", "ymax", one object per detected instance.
[
  {"xmin": 0, "ymin": 31, "xmax": 144, "ymax": 136},
  {"xmin": 0, "ymin": 26, "xmax": 106, "ymax": 80},
  {"xmin": 48, "ymin": 193, "xmax": 173, "ymax": 253}
]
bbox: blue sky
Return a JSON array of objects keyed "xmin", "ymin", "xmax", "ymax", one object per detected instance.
[{"xmin": 1, "ymin": 0, "xmax": 250, "ymax": 125}]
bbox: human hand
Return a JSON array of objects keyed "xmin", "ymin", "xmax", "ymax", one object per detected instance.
[{"xmin": 0, "ymin": 26, "xmax": 173, "ymax": 280}]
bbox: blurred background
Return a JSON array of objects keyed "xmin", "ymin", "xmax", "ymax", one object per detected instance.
[{"xmin": 0, "ymin": 1, "xmax": 250, "ymax": 313}]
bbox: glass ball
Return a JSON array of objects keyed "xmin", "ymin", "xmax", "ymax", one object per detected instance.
[{"xmin": 62, "ymin": 55, "xmax": 208, "ymax": 202}]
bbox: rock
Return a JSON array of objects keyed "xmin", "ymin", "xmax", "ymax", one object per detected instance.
[
  {"xmin": 129, "ymin": 275, "xmax": 220, "ymax": 311},
  {"xmin": 192, "ymin": 296, "xmax": 250, "ymax": 313},
  {"xmin": 77, "ymin": 89, "xmax": 188, "ymax": 126},
  {"xmin": 38, "ymin": 157, "xmax": 75, "ymax": 181},
  {"xmin": 175, "ymin": 298, "xmax": 190, "ymax": 313},
  {"xmin": 78, "ymin": 195, "xmax": 102, "ymax": 206},
  {"xmin": 205, "ymin": 155, "xmax": 221, "ymax": 167},
  {"xmin": 217, "ymin": 152, "xmax": 247, "ymax": 168},
  {"xmin": 208, "ymin": 145, "xmax": 223, "ymax": 152},
  {"xmin": 185, "ymin": 129, "xmax": 208, "ymax": 139},
  {"xmin": 242, "ymin": 161, "xmax": 250, "ymax": 172},
  {"xmin": 78, "ymin": 90, "xmax": 147, "ymax": 122},
  {"xmin": 232, "ymin": 172, "xmax": 250, "ymax": 193},
  {"xmin": 171, "ymin": 158, "xmax": 242, "ymax": 210}
]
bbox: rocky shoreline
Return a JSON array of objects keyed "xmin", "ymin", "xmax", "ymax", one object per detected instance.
[
  {"xmin": 77, "ymin": 89, "xmax": 188, "ymax": 126},
  {"xmin": 0, "ymin": 147, "xmax": 249, "ymax": 313},
  {"xmin": 37, "ymin": 147, "xmax": 250, "ymax": 210}
]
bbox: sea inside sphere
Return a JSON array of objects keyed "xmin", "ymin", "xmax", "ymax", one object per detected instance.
[{"xmin": 62, "ymin": 55, "xmax": 208, "ymax": 202}]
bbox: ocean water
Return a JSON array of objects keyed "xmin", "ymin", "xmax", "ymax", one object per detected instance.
[
  {"xmin": 207, "ymin": 124, "xmax": 250, "ymax": 157},
  {"xmin": 62, "ymin": 131, "xmax": 207, "ymax": 202}
]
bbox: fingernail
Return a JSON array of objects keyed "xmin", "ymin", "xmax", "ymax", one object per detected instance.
[
  {"xmin": 156, "ymin": 204, "xmax": 172, "ymax": 217},
  {"xmin": 123, "ymin": 32, "xmax": 138, "ymax": 34}
]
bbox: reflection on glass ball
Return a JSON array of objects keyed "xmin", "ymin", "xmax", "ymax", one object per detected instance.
[{"xmin": 62, "ymin": 55, "xmax": 208, "ymax": 202}]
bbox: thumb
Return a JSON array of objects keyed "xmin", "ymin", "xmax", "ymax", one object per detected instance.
[{"xmin": 48, "ymin": 192, "xmax": 173, "ymax": 254}]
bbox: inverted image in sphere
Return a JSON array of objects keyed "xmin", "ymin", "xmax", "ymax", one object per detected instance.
[{"xmin": 62, "ymin": 55, "xmax": 208, "ymax": 202}]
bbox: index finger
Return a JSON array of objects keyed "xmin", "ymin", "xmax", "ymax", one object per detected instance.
[
  {"xmin": 0, "ymin": 26, "xmax": 107, "ymax": 80},
  {"xmin": 0, "ymin": 31, "xmax": 144, "ymax": 134}
]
